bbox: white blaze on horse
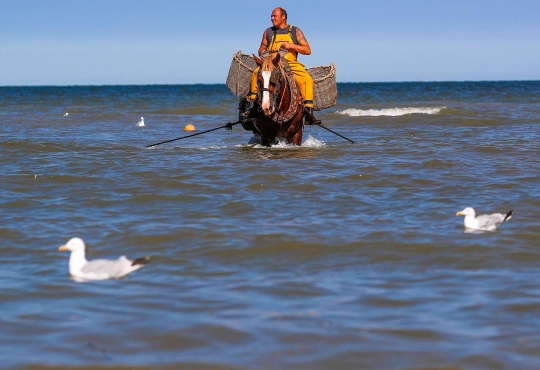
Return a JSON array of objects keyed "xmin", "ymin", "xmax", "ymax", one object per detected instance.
[{"xmin": 258, "ymin": 54, "xmax": 280, "ymax": 115}]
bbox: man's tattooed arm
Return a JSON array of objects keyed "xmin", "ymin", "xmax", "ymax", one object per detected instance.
[
  {"xmin": 295, "ymin": 28, "xmax": 312, "ymax": 55},
  {"xmin": 258, "ymin": 30, "xmax": 269, "ymax": 56},
  {"xmin": 297, "ymin": 28, "xmax": 308, "ymax": 45}
]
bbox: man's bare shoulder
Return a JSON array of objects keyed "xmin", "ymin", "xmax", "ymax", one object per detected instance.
[
  {"xmin": 260, "ymin": 29, "xmax": 269, "ymax": 46},
  {"xmin": 295, "ymin": 27, "xmax": 308, "ymax": 44}
]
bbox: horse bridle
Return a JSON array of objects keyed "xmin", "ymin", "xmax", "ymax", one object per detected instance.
[
  {"xmin": 257, "ymin": 67, "xmax": 282, "ymax": 113},
  {"xmin": 258, "ymin": 68, "xmax": 279, "ymax": 92}
]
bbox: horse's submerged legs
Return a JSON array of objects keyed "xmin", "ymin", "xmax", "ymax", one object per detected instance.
[
  {"xmin": 290, "ymin": 128, "xmax": 303, "ymax": 146},
  {"xmin": 287, "ymin": 110, "xmax": 305, "ymax": 146},
  {"xmin": 255, "ymin": 114, "xmax": 280, "ymax": 147},
  {"xmin": 253, "ymin": 109, "xmax": 305, "ymax": 147},
  {"xmin": 260, "ymin": 136, "xmax": 273, "ymax": 147}
]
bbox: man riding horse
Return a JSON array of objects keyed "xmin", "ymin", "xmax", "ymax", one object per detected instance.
[{"xmin": 243, "ymin": 7, "xmax": 321, "ymax": 125}]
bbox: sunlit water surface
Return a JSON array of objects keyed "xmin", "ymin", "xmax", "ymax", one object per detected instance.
[{"xmin": 1, "ymin": 82, "xmax": 540, "ymax": 369}]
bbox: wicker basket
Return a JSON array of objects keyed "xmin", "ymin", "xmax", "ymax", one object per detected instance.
[
  {"xmin": 226, "ymin": 51, "xmax": 257, "ymax": 98},
  {"xmin": 226, "ymin": 50, "xmax": 337, "ymax": 111},
  {"xmin": 307, "ymin": 64, "xmax": 337, "ymax": 111}
]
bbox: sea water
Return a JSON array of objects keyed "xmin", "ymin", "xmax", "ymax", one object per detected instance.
[{"xmin": 1, "ymin": 81, "xmax": 540, "ymax": 369}]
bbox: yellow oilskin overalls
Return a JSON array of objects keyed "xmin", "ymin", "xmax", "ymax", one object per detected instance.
[{"xmin": 250, "ymin": 25, "xmax": 315, "ymax": 109}]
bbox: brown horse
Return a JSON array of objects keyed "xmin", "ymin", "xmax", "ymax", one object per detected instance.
[{"xmin": 241, "ymin": 53, "xmax": 305, "ymax": 147}]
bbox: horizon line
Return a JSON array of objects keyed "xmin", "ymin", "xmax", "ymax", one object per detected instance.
[{"xmin": 1, "ymin": 79, "xmax": 539, "ymax": 88}]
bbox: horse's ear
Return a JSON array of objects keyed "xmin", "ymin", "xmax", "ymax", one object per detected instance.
[
  {"xmin": 253, "ymin": 54, "xmax": 263, "ymax": 66},
  {"xmin": 272, "ymin": 53, "xmax": 280, "ymax": 66}
]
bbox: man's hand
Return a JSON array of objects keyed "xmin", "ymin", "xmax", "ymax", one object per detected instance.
[
  {"xmin": 280, "ymin": 33, "xmax": 311, "ymax": 56},
  {"xmin": 280, "ymin": 42, "xmax": 295, "ymax": 51}
]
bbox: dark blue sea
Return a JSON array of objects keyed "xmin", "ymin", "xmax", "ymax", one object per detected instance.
[{"xmin": 1, "ymin": 81, "xmax": 540, "ymax": 369}]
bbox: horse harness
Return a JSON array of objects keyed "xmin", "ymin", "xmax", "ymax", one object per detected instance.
[{"xmin": 257, "ymin": 57, "xmax": 303, "ymax": 123}]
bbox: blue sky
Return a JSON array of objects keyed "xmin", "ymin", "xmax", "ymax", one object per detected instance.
[{"xmin": 1, "ymin": 0, "xmax": 539, "ymax": 85}]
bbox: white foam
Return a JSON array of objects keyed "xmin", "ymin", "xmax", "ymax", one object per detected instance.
[
  {"xmin": 249, "ymin": 135, "xmax": 325, "ymax": 149},
  {"xmin": 337, "ymin": 106, "xmax": 446, "ymax": 117},
  {"xmin": 302, "ymin": 135, "xmax": 325, "ymax": 148}
]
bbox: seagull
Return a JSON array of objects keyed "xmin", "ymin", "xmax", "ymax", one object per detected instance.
[
  {"xmin": 136, "ymin": 117, "xmax": 145, "ymax": 127},
  {"xmin": 456, "ymin": 207, "xmax": 513, "ymax": 231},
  {"xmin": 62, "ymin": 112, "xmax": 69, "ymax": 116},
  {"xmin": 58, "ymin": 237, "xmax": 150, "ymax": 281}
]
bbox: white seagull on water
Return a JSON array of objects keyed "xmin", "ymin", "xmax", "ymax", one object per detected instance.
[
  {"xmin": 136, "ymin": 117, "xmax": 145, "ymax": 127},
  {"xmin": 58, "ymin": 237, "xmax": 150, "ymax": 282},
  {"xmin": 456, "ymin": 207, "xmax": 513, "ymax": 231}
]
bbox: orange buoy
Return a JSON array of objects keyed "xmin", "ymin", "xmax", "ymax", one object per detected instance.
[{"xmin": 184, "ymin": 124, "xmax": 196, "ymax": 131}]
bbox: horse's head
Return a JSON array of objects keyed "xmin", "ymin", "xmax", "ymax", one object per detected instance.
[{"xmin": 253, "ymin": 53, "xmax": 281, "ymax": 116}]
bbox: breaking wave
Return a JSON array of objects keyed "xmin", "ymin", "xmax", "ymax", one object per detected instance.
[{"xmin": 337, "ymin": 106, "xmax": 446, "ymax": 117}]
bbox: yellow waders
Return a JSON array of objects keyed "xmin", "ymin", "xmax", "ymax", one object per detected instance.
[{"xmin": 250, "ymin": 25, "xmax": 314, "ymax": 108}]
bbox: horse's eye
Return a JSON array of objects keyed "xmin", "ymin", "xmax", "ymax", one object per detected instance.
[{"xmin": 270, "ymin": 71, "xmax": 279, "ymax": 84}]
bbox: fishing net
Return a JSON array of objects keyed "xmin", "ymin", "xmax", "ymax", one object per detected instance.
[{"xmin": 226, "ymin": 50, "xmax": 337, "ymax": 111}]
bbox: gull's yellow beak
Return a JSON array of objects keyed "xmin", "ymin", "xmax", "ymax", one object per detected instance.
[
  {"xmin": 59, "ymin": 245, "xmax": 68, "ymax": 251},
  {"xmin": 456, "ymin": 211, "xmax": 463, "ymax": 216}
]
